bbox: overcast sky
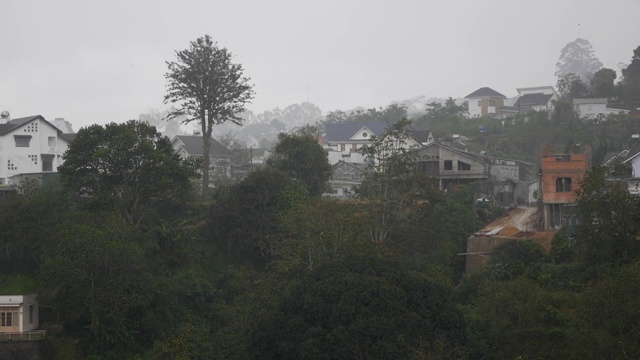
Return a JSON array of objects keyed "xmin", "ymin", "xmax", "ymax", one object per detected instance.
[{"xmin": 2, "ymin": 0, "xmax": 639, "ymax": 129}]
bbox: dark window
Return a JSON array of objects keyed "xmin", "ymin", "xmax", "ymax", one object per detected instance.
[
  {"xmin": 29, "ymin": 305, "xmax": 33, "ymax": 324},
  {"xmin": 14, "ymin": 135, "xmax": 31, "ymax": 147},
  {"xmin": 340, "ymin": 144, "xmax": 345, "ymax": 151},
  {"xmin": 458, "ymin": 161, "xmax": 471, "ymax": 171},
  {"xmin": 444, "ymin": 160, "xmax": 453, "ymax": 170},
  {"xmin": 42, "ymin": 154, "xmax": 54, "ymax": 172},
  {"xmin": 556, "ymin": 177, "xmax": 572, "ymax": 192}
]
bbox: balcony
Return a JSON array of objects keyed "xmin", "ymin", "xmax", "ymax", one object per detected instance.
[{"xmin": 0, "ymin": 330, "xmax": 46, "ymax": 341}]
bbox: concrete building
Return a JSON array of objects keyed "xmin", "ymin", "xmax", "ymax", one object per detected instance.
[
  {"xmin": 539, "ymin": 150, "xmax": 589, "ymax": 230},
  {"xmin": 464, "ymin": 87, "xmax": 506, "ymax": 118}
]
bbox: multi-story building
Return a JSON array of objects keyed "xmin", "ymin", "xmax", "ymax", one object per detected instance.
[
  {"xmin": 464, "ymin": 87, "xmax": 506, "ymax": 118},
  {"xmin": 0, "ymin": 115, "xmax": 75, "ymax": 186},
  {"xmin": 539, "ymin": 150, "xmax": 589, "ymax": 229}
]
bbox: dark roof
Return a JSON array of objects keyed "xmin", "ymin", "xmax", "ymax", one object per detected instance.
[
  {"xmin": 174, "ymin": 135, "xmax": 233, "ymax": 157},
  {"xmin": 623, "ymin": 143, "xmax": 640, "ymax": 164},
  {"xmin": 0, "ymin": 115, "xmax": 63, "ymax": 136},
  {"xmin": 59, "ymin": 133, "xmax": 76, "ymax": 143},
  {"xmin": 514, "ymin": 93, "xmax": 554, "ymax": 107},
  {"xmin": 409, "ymin": 129, "xmax": 432, "ymax": 145},
  {"xmin": 325, "ymin": 122, "xmax": 388, "ymax": 142},
  {"xmin": 465, "ymin": 87, "xmax": 506, "ymax": 99}
]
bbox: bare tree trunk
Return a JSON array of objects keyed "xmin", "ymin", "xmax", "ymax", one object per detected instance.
[{"xmin": 201, "ymin": 112, "xmax": 210, "ymax": 196}]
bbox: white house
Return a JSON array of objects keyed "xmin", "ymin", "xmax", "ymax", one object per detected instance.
[
  {"xmin": 324, "ymin": 122, "xmax": 433, "ymax": 165},
  {"xmin": 464, "ymin": 87, "xmax": 506, "ymax": 118},
  {"xmin": 572, "ymin": 98, "xmax": 630, "ymax": 120},
  {"xmin": 0, "ymin": 115, "xmax": 74, "ymax": 186},
  {"xmin": 0, "ymin": 294, "xmax": 39, "ymax": 334},
  {"xmin": 513, "ymin": 86, "xmax": 558, "ymax": 113}
]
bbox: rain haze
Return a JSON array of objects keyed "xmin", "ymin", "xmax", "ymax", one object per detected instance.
[{"xmin": 2, "ymin": 0, "xmax": 639, "ymax": 129}]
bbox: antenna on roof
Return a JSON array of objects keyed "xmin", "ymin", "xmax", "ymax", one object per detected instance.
[{"xmin": 0, "ymin": 111, "xmax": 9, "ymax": 124}]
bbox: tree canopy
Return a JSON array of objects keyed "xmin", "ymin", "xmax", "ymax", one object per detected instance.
[
  {"xmin": 164, "ymin": 34, "xmax": 255, "ymax": 194},
  {"xmin": 58, "ymin": 120, "xmax": 196, "ymax": 225},
  {"xmin": 267, "ymin": 132, "xmax": 331, "ymax": 197},
  {"xmin": 555, "ymin": 38, "xmax": 603, "ymax": 81}
]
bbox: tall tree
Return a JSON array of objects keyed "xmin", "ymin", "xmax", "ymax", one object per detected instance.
[
  {"xmin": 618, "ymin": 46, "xmax": 640, "ymax": 106},
  {"xmin": 59, "ymin": 120, "xmax": 196, "ymax": 225},
  {"xmin": 358, "ymin": 118, "xmax": 425, "ymax": 244},
  {"xmin": 164, "ymin": 35, "xmax": 255, "ymax": 194},
  {"xmin": 590, "ymin": 68, "xmax": 617, "ymax": 99},
  {"xmin": 555, "ymin": 38, "xmax": 603, "ymax": 82}
]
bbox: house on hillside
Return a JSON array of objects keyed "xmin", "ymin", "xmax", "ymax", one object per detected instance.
[
  {"xmin": 415, "ymin": 142, "xmax": 490, "ymax": 191},
  {"xmin": 508, "ymin": 86, "xmax": 558, "ymax": 113},
  {"xmin": 0, "ymin": 294, "xmax": 39, "ymax": 335},
  {"xmin": 328, "ymin": 161, "xmax": 366, "ymax": 198},
  {"xmin": 324, "ymin": 122, "xmax": 388, "ymax": 165},
  {"xmin": 0, "ymin": 115, "xmax": 75, "ymax": 187},
  {"xmin": 539, "ymin": 150, "xmax": 589, "ymax": 230},
  {"xmin": 572, "ymin": 98, "xmax": 630, "ymax": 120},
  {"xmin": 464, "ymin": 87, "xmax": 506, "ymax": 118},
  {"xmin": 171, "ymin": 135, "xmax": 234, "ymax": 183},
  {"xmin": 324, "ymin": 122, "xmax": 433, "ymax": 165},
  {"xmin": 623, "ymin": 144, "xmax": 640, "ymax": 178}
]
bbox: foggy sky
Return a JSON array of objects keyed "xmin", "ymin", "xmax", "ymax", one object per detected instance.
[{"xmin": 2, "ymin": 0, "xmax": 639, "ymax": 129}]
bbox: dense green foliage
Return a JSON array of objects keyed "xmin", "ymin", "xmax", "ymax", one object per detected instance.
[{"xmin": 267, "ymin": 132, "xmax": 331, "ymax": 196}]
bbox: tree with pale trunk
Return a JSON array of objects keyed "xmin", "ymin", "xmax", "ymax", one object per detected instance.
[{"xmin": 164, "ymin": 35, "xmax": 254, "ymax": 195}]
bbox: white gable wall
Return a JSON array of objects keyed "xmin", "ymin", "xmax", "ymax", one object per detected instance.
[{"xmin": 0, "ymin": 118, "xmax": 66, "ymax": 185}]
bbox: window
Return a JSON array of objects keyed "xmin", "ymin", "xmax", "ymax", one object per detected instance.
[
  {"xmin": 556, "ymin": 177, "xmax": 572, "ymax": 192},
  {"xmin": 48, "ymin": 136, "xmax": 56, "ymax": 148},
  {"xmin": 0, "ymin": 310, "xmax": 18, "ymax": 327},
  {"xmin": 340, "ymin": 144, "xmax": 345, "ymax": 151},
  {"xmin": 29, "ymin": 305, "xmax": 33, "ymax": 324},
  {"xmin": 458, "ymin": 161, "xmax": 471, "ymax": 170},
  {"xmin": 352, "ymin": 144, "xmax": 357, "ymax": 150},
  {"xmin": 42, "ymin": 154, "xmax": 54, "ymax": 172},
  {"xmin": 444, "ymin": 160, "xmax": 453, "ymax": 170},
  {"xmin": 362, "ymin": 132, "xmax": 368, "ymax": 138},
  {"xmin": 489, "ymin": 100, "xmax": 495, "ymax": 106},
  {"xmin": 14, "ymin": 135, "xmax": 32, "ymax": 147}
]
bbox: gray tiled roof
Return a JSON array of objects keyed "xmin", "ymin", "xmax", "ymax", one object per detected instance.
[
  {"xmin": 325, "ymin": 122, "xmax": 389, "ymax": 142},
  {"xmin": 59, "ymin": 133, "xmax": 76, "ymax": 143},
  {"xmin": 409, "ymin": 129, "xmax": 432, "ymax": 144},
  {"xmin": 174, "ymin": 135, "xmax": 233, "ymax": 157},
  {"xmin": 465, "ymin": 87, "xmax": 506, "ymax": 99},
  {"xmin": 514, "ymin": 93, "xmax": 554, "ymax": 107},
  {"xmin": 0, "ymin": 115, "xmax": 60, "ymax": 135}
]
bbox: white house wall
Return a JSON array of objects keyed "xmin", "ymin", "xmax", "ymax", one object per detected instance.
[
  {"xmin": 467, "ymin": 98, "xmax": 482, "ymax": 118},
  {"xmin": 0, "ymin": 119, "xmax": 65, "ymax": 185}
]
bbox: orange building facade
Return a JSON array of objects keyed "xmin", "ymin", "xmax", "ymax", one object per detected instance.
[{"xmin": 539, "ymin": 151, "xmax": 589, "ymax": 230}]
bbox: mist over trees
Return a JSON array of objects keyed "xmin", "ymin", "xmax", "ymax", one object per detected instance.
[{"xmin": 555, "ymin": 38, "xmax": 603, "ymax": 82}]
